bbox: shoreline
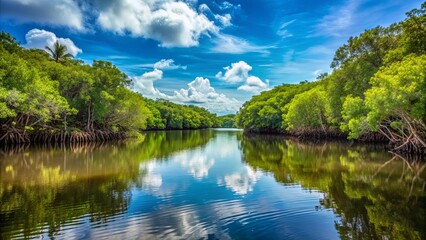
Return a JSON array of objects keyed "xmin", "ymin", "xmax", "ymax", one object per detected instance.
[
  {"xmin": 241, "ymin": 130, "xmax": 425, "ymax": 156},
  {"xmin": 2, "ymin": 127, "xmax": 424, "ymax": 157}
]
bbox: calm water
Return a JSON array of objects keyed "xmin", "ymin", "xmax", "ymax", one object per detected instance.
[{"xmin": 1, "ymin": 129, "xmax": 425, "ymax": 240}]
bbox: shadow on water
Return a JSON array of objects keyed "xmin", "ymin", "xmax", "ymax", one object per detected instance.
[
  {"xmin": 0, "ymin": 129, "xmax": 215, "ymax": 239},
  {"xmin": 240, "ymin": 134, "xmax": 426, "ymax": 240}
]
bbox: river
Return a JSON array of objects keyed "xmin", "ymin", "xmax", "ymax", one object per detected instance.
[{"xmin": 1, "ymin": 129, "xmax": 425, "ymax": 239}]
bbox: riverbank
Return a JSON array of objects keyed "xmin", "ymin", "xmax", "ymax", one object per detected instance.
[
  {"xmin": 0, "ymin": 127, "xmax": 218, "ymax": 144},
  {"xmin": 242, "ymin": 130, "xmax": 425, "ymax": 157}
]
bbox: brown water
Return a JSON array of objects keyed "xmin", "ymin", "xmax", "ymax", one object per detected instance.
[{"xmin": 1, "ymin": 129, "xmax": 425, "ymax": 239}]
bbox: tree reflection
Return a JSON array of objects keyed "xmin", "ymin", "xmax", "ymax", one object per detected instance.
[
  {"xmin": 240, "ymin": 134, "xmax": 426, "ymax": 240},
  {"xmin": 0, "ymin": 129, "xmax": 214, "ymax": 239}
]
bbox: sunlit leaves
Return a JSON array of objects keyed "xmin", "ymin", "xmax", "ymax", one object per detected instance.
[
  {"xmin": 341, "ymin": 55, "xmax": 426, "ymax": 141},
  {"xmin": 285, "ymin": 87, "xmax": 329, "ymax": 132},
  {"xmin": 341, "ymin": 95, "xmax": 368, "ymax": 139}
]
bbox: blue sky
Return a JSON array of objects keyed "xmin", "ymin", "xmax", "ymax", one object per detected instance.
[{"xmin": 0, "ymin": 0, "xmax": 422, "ymax": 114}]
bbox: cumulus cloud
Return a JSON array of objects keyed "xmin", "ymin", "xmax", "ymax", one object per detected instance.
[
  {"xmin": 216, "ymin": 61, "xmax": 269, "ymax": 93},
  {"xmin": 95, "ymin": 0, "xmax": 218, "ymax": 47},
  {"xmin": 238, "ymin": 76, "xmax": 269, "ymax": 93},
  {"xmin": 171, "ymin": 77, "xmax": 241, "ymax": 113},
  {"xmin": 173, "ymin": 77, "xmax": 242, "ymax": 113},
  {"xmin": 0, "ymin": 0, "xmax": 85, "ymax": 31},
  {"xmin": 216, "ymin": 61, "xmax": 252, "ymax": 83},
  {"xmin": 134, "ymin": 68, "xmax": 168, "ymax": 98},
  {"xmin": 174, "ymin": 77, "xmax": 222, "ymax": 103},
  {"xmin": 154, "ymin": 59, "xmax": 187, "ymax": 70},
  {"xmin": 133, "ymin": 63, "xmax": 241, "ymax": 114},
  {"xmin": 24, "ymin": 29, "xmax": 82, "ymax": 56}
]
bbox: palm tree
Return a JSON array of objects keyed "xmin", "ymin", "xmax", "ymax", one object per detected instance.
[{"xmin": 45, "ymin": 40, "xmax": 73, "ymax": 62}]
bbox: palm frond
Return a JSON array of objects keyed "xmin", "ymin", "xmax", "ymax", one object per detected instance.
[{"xmin": 45, "ymin": 40, "xmax": 74, "ymax": 63}]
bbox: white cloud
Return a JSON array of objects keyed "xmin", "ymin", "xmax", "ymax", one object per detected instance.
[
  {"xmin": 198, "ymin": 3, "xmax": 232, "ymax": 27},
  {"xmin": 217, "ymin": 61, "xmax": 269, "ymax": 93},
  {"xmin": 216, "ymin": 61, "xmax": 252, "ymax": 83},
  {"xmin": 219, "ymin": 1, "xmax": 239, "ymax": 10},
  {"xmin": 141, "ymin": 68, "xmax": 163, "ymax": 81},
  {"xmin": 174, "ymin": 77, "xmax": 218, "ymax": 103},
  {"xmin": 153, "ymin": 59, "xmax": 187, "ymax": 70},
  {"xmin": 24, "ymin": 29, "xmax": 82, "ymax": 56},
  {"xmin": 0, "ymin": 0, "xmax": 85, "ymax": 31},
  {"xmin": 95, "ymin": 0, "xmax": 218, "ymax": 47},
  {"xmin": 237, "ymin": 76, "xmax": 269, "ymax": 93},
  {"xmin": 171, "ymin": 77, "xmax": 241, "ymax": 113},
  {"xmin": 215, "ymin": 13, "xmax": 232, "ymax": 27},
  {"xmin": 277, "ymin": 19, "xmax": 295, "ymax": 38},
  {"xmin": 198, "ymin": 3, "xmax": 210, "ymax": 12},
  {"xmin": 133, "ymin": 64, "xmax": 241, "ymax": 114},
  {"xmin": 211, "ymin": 34, "xmax": 271, "ymax": 54},
  {"xmin": 134, "ymin": 68, "xmax": 168, "ymax": 98}
]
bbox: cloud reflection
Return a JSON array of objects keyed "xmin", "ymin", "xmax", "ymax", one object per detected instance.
[
  {"xmin": 175, "ymin": 151, "xmax": 215, "ymax": 179},
  {"xmin": 140, "ymin": 161, "xmax": 162, "ymax": 188},
  {"xmin": 218, "ymin": 166, "xmax": 261, "ymax": 195}
]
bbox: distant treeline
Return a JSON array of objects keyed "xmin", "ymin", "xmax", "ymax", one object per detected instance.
[
  {"xmin": 0, "ymin": 33, "xmax": 224, "ymax": 144},
  {"xmin": 235, "ymin": 3, "xmax": 426, "ymax": 154}
]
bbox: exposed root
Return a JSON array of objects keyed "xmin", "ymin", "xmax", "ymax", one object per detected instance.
[{"xmin": 0, "ymin": 125, "xmax": 128, "ymax": 145}]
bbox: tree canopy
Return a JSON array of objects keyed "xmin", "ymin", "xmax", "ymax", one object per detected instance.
[
  {"xmin": 0, "ymin": 34, "xmax": 221, "ymax": 143},
  {"xmin": 236, "ymin": 2, "xmax": 426, "ymax": 153}
]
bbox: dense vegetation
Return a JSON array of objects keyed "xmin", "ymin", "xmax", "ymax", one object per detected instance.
[
  {"xmin": 0, "ymin": 34, "xmax": 221, "ymax": 143},
  {"xmin": 236, "ymin": 3, "xmax": 426, "ymax": 154},
  {"xmin": 217, "ymin": 114, "xmax": 237, "ymax": 128}
]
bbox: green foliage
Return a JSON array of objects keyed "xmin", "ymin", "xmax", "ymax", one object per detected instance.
[
  {"xmin": 365, "ymin": 55, "xmax": 426, "ymax": 129},
  {"xmin": 236, "ymin": 2, "xmax": 426, "ymax": 152},
  {"xmin": 45, "ymin": 40, "xmax": 74, "ymax": 62},
  {"xmin": 285, "ymin": 86, "xmax": 329, "ymax": 132},
  {"xmin": 236, "ymin": 82, "xmax": 317, "ymax": 132},
  {"xmin": 0, "ymin": 33, "xmax": 221, "ymax": 142},
  {"xmin": 218, "ymin": 114, "xmax": 237, "ymax": 128},
  {"xmin": 145, "ymin": 99, "xmax": 219, "ymax": 130},
  {"xmin": 0, "ymin": 32, "xmax": 22, "ymax": 53},
  {"xmin": 341, "ymin": 95, "xmax": 368, "ymax": 139},
  {"xmin": 0, "ymin": 46, "xmax": 71, "ymax": 127},
  {"xmin": 342, "ymin": 55, "xmax": 426, "ymax": 140},
  {"xmin": 402, "ymin": 2, "xmax": 426, "ymax": 55}
]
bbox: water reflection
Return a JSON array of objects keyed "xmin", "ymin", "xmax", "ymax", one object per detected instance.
[
  {"xmin": 0, "ymin": 130, "xmax": 214, "ymax": 239},
  {"xmin": 240, "ymin": 134, "xmax": 426, "ymax": 240},
  {"xmin": 218, "ymin": 166, "xmax": 261, "ymax": 195},
  {"xmin": 0, "ymin": 130, "xmax": 425, "ymax": 240},
  {"xmin": 175, "ymin": 150, "xmax": 215, "ymax": 179}
]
